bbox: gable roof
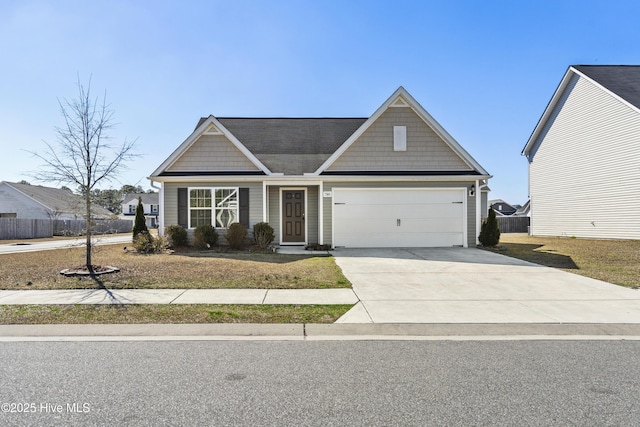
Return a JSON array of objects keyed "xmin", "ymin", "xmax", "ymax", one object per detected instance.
[
  {"xmin": 151, "ymin": 86, "xmax": 489, "ymax": 178},
  {"xmin": 313, "ymin": 86, "xmax": 489, "ymax": 176},
  {"xmin": 2, "ymin": 182, "xmax": 113, "ymax": 217},
  {"xmin": 522, "ymin": 65, "xmax": 640, "ymax": 157},
  {"xmin": 123, "ymin": 193, "xmax": 158, "ymax": 205}
]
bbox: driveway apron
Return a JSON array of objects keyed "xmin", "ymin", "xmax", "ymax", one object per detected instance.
[{"xmin": 333, "ymin": 248, "xmax": 640, "ymax": 324}]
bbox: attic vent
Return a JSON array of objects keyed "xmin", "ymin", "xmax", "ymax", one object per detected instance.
[
  {"xmin": 390, "ymin": 97, "xmax": 409, "ymax": 108},
  {"xmin": 393, "ymin": 126, "xmax": 407, "ymax": 151},
  {"xmin": 203, "ymin": 124, "xmax": 222, "ymax": 135}
]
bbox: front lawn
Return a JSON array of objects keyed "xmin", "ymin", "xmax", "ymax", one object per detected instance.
[
  {"xmin": 0, "ymin": 244, "xmax": 351, "ymax": 290},
  {"xmin": 498, "ymin": 234, "xmax": 640, "ymax": 288}
]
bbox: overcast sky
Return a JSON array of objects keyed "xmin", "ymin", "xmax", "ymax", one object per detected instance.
[{"xmin": 1, "ymin": 0, "xmax": 639, "ymax": 203}]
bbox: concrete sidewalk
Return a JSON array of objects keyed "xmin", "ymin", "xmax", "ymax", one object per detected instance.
[{"xmin": 0, "ymin": 288, "xmax": 359, "ymax": 305}]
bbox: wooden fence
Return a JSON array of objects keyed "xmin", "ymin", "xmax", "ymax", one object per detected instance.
[
  {"xmin": 496, "ymin": 216, "xmax": 530, "ymax": 233},
  {"xmin": 0, "ymin": 219, "xmax": 133, "ymax": 240}
]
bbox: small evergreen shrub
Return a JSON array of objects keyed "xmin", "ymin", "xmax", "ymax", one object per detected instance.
[
  {"xmin": 133, "ymin": 231, "xmax": 168, "ymax": 253},
  {"xmin": 194, "ymin": 224, "xmax": 217, "ymax": 250},
  {"xmin": 165, "ymin": 224, "xmax": 188, "ymax": 248},
  {"xmin": 226, "ymin": 223, "xmax": 247, "ymax": 250},
  {"xmin": 478, "ymin": 208, "xmax": 501, "ymax": 247},
  {"xmin": 253, "ymin": 222, "xmax": 275, "ymax": 249},
  {"xmin": 132, "ymin": 197, "xmax": 149, "ymax": 238}
]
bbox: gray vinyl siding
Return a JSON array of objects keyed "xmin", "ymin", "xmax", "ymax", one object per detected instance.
[
  {"xmin": 163, "ymin": 181, "xmax": 263, "ymax": 230},
  {"xmin": 267, "ymin": 186, "xmax": 280, "ymax": 244},
  {"xmin": 322, "ymin": 181, "xmax": 478, "ymax": 247},
  {"xmin": 528, "ymin": 74, "xmax": 640, "ymax": 239},
  {"xmin": 327, "ymin": 107, "xmax": 473, "ymax": 172},
  {"xmin": 166, "ymin": 135, "xmax": 259, "ymax": 172}
]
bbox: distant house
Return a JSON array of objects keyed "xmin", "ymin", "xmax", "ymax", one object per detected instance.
[
  {"xmin": 0, "ymin": 181, "xmax": 113, "ymax": 220},
  {"xmin": 489, "ymin": 199, "xmax": 517, "ymax": 216},
  {"xmin": 522, "ymin": 65, "xmax": 640, "ymax": 239},
  {"xmin": 514, "ymin": 200, "xmax": 530, "ymax": 217},
  {"xmin": 150, "ymin": 87, "xmax": 491, "ymax": 248},
  {"xmin": 120, "ymin": 193, "xmax": 159, "ymax": 228}
]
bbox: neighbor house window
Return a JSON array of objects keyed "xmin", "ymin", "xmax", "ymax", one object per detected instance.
[
  {"xmin": 189, "ymin": 187, "xmax": 238, "ymax": 228},
  {"xmin": 151, "ymin": 204, "xmax": 158, "ymax": 213},
  {"xmin": 128, "ymin": 205, "xmax": 136, "ymax": 214}
]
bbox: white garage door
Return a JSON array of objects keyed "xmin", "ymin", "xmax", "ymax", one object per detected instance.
[{"xmin": 333, "ymin": 188, "xmax": 466, "ymax": 248}]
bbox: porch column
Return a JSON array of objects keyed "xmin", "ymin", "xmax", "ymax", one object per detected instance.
[
  {"xmin": 262, "ymin": 181, "xmax": 268, "ymax": 222},
  {"xmin": 318, "ymin": 182, "xmax": 324, "ymax": 245},
  {"xmin": 475, "ymin": 179, "xmax": 481, "ymax": 245}
]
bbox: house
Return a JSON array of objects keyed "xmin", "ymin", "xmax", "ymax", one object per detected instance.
[
  {"xmin": 149, "ymin": 87, "xmax": 491, "ymax": 248},
  {"xmin": 0, "ymin": 181, "xmax": 113, "ymax": 220},
  {"xmin": 489, "ymin": 199, "xmax": 518, "ymax": 216},
  {"xmin": 119, "ymin": 193, "xmax": 159, "ymax": 228},
  {"xmin": 522, "ymin": 65, "xmax": 640, "ymax": 239}
]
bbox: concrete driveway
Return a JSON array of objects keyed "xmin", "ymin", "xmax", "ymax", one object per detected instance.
[{"xmin": 333, "ymin": 248, "xmax": 640, "ymax": 324}]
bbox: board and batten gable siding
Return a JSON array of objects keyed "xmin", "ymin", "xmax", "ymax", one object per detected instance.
[
  {"xmin": 528, "ymin": 74, "xmax": 640, "ymax": 239},
  {"xmin": 326, "ymin": 107, "xmax": 473, "ymax": 172},
  {"xmin": 162, "ymin": 182, "xmax": 263, "ymax": 229},
  {"xmin": 321, "ymin": 181, "xmax": 478, "ymax": 247},
  {"xmin": 166, "ymin": 135, "xmax": 260, "ymax": 172}
]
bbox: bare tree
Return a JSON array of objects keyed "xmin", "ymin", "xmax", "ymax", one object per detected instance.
[{"xmin": 31, "ymin": 77, "xmax": 137, "ymax": 271}]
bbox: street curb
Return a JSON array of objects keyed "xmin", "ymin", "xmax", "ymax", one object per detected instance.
[{"xmin": 1, "ymin": 323, "xmax": 640, "ymax": 338}]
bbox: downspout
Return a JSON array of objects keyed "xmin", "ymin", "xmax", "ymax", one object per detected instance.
[{"xmin": 150, "ymin": 180, "xmax": 164, "ymax": 235}]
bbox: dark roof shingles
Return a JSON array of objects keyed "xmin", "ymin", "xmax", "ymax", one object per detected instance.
[{"xmin": 574, "ymin": 65, "xmax": 640, "ymax": 109}]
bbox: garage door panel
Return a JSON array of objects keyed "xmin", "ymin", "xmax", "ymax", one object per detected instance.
[{"xmin": 333, "ymin": 188, "xmax": 466, "ymax": 248}]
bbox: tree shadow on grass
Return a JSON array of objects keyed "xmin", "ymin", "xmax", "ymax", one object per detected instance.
[{"xmin": 501, "ymin": 243, "xmax": 579, "ymax": 270}]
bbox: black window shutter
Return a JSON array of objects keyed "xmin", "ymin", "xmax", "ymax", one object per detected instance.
[
  {"xmin": 177, "ymin": 188, "xmax": 188, "ymax": 228},
  {"xmin": 239, "ymin": 188, "xmax": 249, "ymax": 227}
]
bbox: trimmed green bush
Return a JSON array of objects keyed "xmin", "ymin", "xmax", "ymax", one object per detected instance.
[
  {"xmin": 479, "ymin": 208, "xmax": 501, "ymax": 247},
  {"xmin": 194, "ymin": 224, "xmax": 217, "ymax": 250},
  {"xmin": 165, "ymin": 224, "xmax": 188, "ymax": 248},
  {"xmin": 132, "ymin": 197, "xmax": 148, "ymax": 238},
  {"xmin": 253, "ymin": 222, "xmax": 275, "ymax": 249},
  {"xmin": 226, "ymin": 223, "xmax": 247, "ymax": 250},
  {"xmin": 133, "ymin": 231, "xmax": 168, "ymax": 253}
]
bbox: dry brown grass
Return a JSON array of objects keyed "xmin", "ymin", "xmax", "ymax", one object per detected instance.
[
  {"xmin": 498, "ymin": 234, "xmax": 640, "ymax": 288},
  {"xmin": 0, "ymin": 244, "xmax": 351, "ymax": 290},
  {"xmin": 0, "ymin": 304, "xmax": 352, "ymax": 324}
]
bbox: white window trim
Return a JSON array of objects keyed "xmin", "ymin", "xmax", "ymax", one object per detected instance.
[
  {"xmin": 187, "ymin": 187, "xmax": 239, "ymax": 229},
  {"xmin": 393, "ymin": 125, "xmax": 407, "ymax": 151}
]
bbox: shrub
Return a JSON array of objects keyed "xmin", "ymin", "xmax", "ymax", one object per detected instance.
[
  {"xmin": 253, "ymin": 222, "xmax": 275, "ymax": 249},
  {"xmin": 132, "ymin": 197, "xmax": 149, "ymax": 238},
  {"xmin": 133, "ymin": 231, "xmax": 168, "ymax": 253},
  {"xmin": 478, "ymin": 208, "xmax": 501, "ymax": 247},
  {"xmin": 226, "ymin": 223, "xmax": 247, "ymax": 250},
  {"xmin": 194, "ymin": 224, "xmax": 217, "ymax": 250},
  {"xmin": 165, "ymin": 224, "xmax": 188, "ymax": 248}
]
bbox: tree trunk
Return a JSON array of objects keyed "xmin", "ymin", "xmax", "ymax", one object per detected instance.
[{"xmin": 85, "ymin": 191, "xmax": 92, "ymax": 271}]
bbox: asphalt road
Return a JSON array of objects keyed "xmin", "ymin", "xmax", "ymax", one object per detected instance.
[{"xmin": 0, "ymin": 340, "xmax": 639, "ymax": 426}]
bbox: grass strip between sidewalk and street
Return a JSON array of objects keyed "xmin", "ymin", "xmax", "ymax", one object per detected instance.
[{"xmin": 0, "ymin": 304, "xmax": 353, "ymax": 324}]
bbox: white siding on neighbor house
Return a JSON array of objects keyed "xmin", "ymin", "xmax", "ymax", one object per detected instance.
[
  {"xmin": 0, "ymin": 184, "xmax": 51, "ymax": 219},
  {"xmin": 166, "ymin": 135, "xmax": 260, "ymax": 172},
  {"xmin": 529, "ymin": 74, "xmax": 640, "ymax": 239},
  {"xmin": 327, "ymin": 107, "xmax": 473, "ymax": 172}
]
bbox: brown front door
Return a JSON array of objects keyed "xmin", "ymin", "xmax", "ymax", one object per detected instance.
[{"xmin": 282, "ymin": 190, "xmax": 305, "ymax": 243}]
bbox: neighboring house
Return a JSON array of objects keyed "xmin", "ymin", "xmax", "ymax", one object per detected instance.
[
  {"xmin": 120, "ymin": 193, "xmax": 159, "ymax": 228},
  {"xmin": 489, "ymin": 199, "xmax": 517, "ymax": 216},
  {"xmin": 522, "ymin": 65, "xmax": 640, "ymax": 239},
  {"xmin": 0, "ymin": 181, "xmax": 113, "ymax": 220},
  {"xmin": 150, "ymin": 87, "xmax": 491, "ymax": 248},
  {"xmin": 514, "ymin": 200, "xmax": 530, "ymax": 217}
]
